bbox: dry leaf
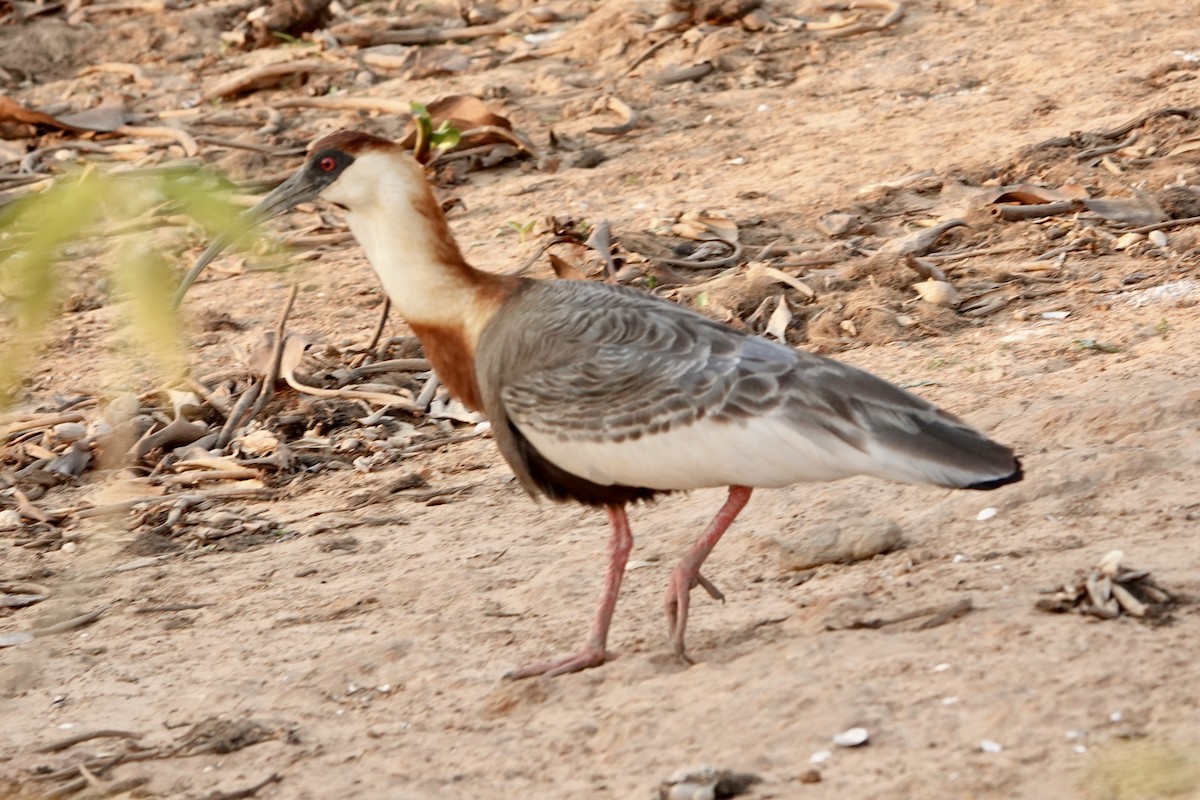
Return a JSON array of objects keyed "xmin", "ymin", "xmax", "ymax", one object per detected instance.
[{"xmin": 672, "ymin": 210, "xmax": 739, "ymax": 244}]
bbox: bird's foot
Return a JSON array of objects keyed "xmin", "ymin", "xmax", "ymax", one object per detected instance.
[
  {"xmin": 665, "ymin": 567, "xmax": 695, "ymax": 664},
  {"xmin": 696, "ymin": 571, "xmax": 725, "ymax": 603},
  {"xmin": 503, "ymin": 645, "xmax": 615, "ymax": 680}
]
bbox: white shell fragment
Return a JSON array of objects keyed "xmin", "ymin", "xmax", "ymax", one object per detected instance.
[
  {"xmin": 976, "ymin": 506, "xmax": 999, "ymax": 521},
  {"xmin": 980, "ymin": 739, "xmax": 1003, "ymax": 753},
  {"xmin": 810, "ymin": 750, "xmax": 832, "ymax": 764},
  {"xmin": 1098, "ymin": 549, "xmax": 1124, "ymax": 577},
  {"xmin": 1113, "ymin": 232, "xmax": 1145, "ymax": 250},
  {"xmin": 833, "ymin": 727, "xmax": 870, "ymax": 747}
]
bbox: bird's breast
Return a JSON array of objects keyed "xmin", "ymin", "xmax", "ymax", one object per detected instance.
[{"xmin": 407, "ymin": 321, "xmax": 484, "ymax": 411}]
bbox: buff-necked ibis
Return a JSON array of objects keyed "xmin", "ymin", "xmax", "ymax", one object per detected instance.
[{"xmin": 183, "ymin": 131, "xmax": 1023, "ymax": 679}]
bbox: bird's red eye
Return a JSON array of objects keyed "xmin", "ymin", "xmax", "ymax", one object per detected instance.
[{"xmin": 319, "ymin": 156, "xmax": 337, "ymax": 172}]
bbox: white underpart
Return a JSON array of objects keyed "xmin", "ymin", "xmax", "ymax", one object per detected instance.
[
  {"xmin": 322, "ymin": 151, "xmax": 492, "ymax": 339},
  {"xmin": 514, "ymin": 412, "xmax": 972, "ymax": 491}
]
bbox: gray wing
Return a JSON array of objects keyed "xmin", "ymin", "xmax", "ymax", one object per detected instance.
[{"xmin": 476, "ymin": 280, "xmax": 1020, "ymax": 493}]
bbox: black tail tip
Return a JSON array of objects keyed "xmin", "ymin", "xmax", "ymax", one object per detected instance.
[{"xmin": 965, "ymin": 456, "xmax": 1024, "ymax": 491}]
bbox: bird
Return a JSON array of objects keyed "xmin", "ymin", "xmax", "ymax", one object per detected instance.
[{"xmin": 183, "ymin": 130, "xmax": 1023, "ymax": 679}]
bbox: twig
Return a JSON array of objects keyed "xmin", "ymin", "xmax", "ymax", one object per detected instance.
[
  {"xmin": 116, "ymin": 124, "xmax": 199, "ymax": 157},
  {"xmin": 816, "ymin": 0, "xmax": 905, "ymax": 38},
  {"xmin": 926, "ymin": 244, "xmax": 1027, "ymax": 262},
  {"xmin": 187, "ymin": 377, "xmax": 231, "ymax": 418},
  {"xmin": 365, "ymin": 297, "xmax": 391, "ymax": 359},
  {"xmin": 343, "ymin": 358, "xmax": 432, "ymax": 382},
  {"xmin": 201, "ymin": 59, "xmax": 347, "ymax": 102},
  {"xmin": 1075, "ymin": 130, "xmax": 1139, "ymax": 161},
  {"xmin": 653, "ymin": 241, "xmax": 744, "ymax": 269},
  {"xmin": 589, "ymin": 96, "xmax": 639, "ymax": 136},
  {"xmin": 134, "ymin": 603, "xmax": 212, "ymax": 614},
  {"xmin": 194, "ymin": 135, "xmax": 306, "ymax": 156},
  {"xmin": 33, "ymin": 604, "xmax": 113, "ymax": 637},
  {"xmin": 624, "ymin": 33, "xmax": 681, "ymax": 76},
  {"xmin": 203, "ymin": 773, "xmax": 282, "ymax": 800},
  {"xmin": 36, "ymin": 730, "xmax": 142, "ymax": 754},
  {"xmin": 1127, "ymin": 214, "xmax": 1200, "ymax": 234},
  {"xmin": 401, "ymin": 431, "xmax": 487, "ymax": 455},
  {"xmin": 248, "ymin": 284, "xmax": 299, "ymax": 422},
  {"xmin": 216, "ymin": 380, "xmax": 263, "ymax": 450},
  {"xmin": 992, "ymin": 200, "xmax": 1081, "ymax": 221},
  {"xmin": 335, "ymin": 9, "xmax": 527, "ymax": 46},
  {"xmin": 2, "ymin": 412, "xmax": 86, "ymax": 439}
]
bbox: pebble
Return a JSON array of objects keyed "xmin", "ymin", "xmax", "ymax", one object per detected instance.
[
  {"xmin": 776, "ymin": 517, "xmax": 904, "ymax": 571},
  {"xmin": 980, "ymin": 739, "xmax": 1003, "ymax": 753},
  {"xmin": 52, "ymin": 422, "xmax": 88, "ymax": 443},
  {"xmin": 976, "ymin": 506, "xmax": 999, "ymax": 521},
  {"xmin": 1148, "ymin": 229, "xmax": 1169, "ymax": 248},
  {"xmin": 0, "ymin": 509, "xmax": 22, "ymax": 531}
]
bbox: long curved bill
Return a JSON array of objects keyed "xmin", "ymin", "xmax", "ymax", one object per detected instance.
[{"xmin": 173, "ymin": 165, "xmax": 322, "ymax": 309}]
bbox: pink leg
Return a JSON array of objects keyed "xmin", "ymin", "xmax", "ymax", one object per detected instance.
[
  {"xmin": 505, "ymin": 504, "xmax": 634, "ymax": 680},
  {"xmin": 665, "ymin": 486, "xmax": 753, "ymax": 663}
]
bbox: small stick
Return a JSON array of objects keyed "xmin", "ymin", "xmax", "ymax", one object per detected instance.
[
  {"xmin": 159, "ymin": 468, "xmax": 262, "ymax": 485},
  {"xmin": 344, "ymin": 358, "xmax": 432, "ymax": 383},
  {"xmin": 365, "ymin": 297, "xmax": 391, "ymax": 359},
  {"xmin": 337, "ymin": 10, "xmax": 527, "ymax": 46},
  {"xmin": 203, "ymin": 772, "xmax": 282, "ymax": 800},
  {"xmin": 187, "ymin": 377, "xmax": 231, "ymax": 418},
  {"xmin": 32, "ymin": 604, "xmax": 113, "ymax": 638},
  {"xmin": 992, "ymin": 200, "xmax": 1081, "ymax": 221},
  {"xmin": 1127, "ymin": 214, "xmax": 1200, "ymax": 234},
  {"xmin": 194, "ymin": 135, "xmax": 306, "ymax": 156},
  {"xmin": 624, "ymin": 33, "xmax": 681, "ymax": 76},
  {"xmin": 216, "ymin": 379, "xmax": 263, "ymax": 450},
  {"xmin": 134, "ymin": 603, "xmax": 212, "ymax": 614},
  {"xmin": 1075, "ymin": 131, "xmax": 1139, "ymax": 161},
  {"xmin": 589, "ymin": 96, "xmax": 639, "ymax": 136},
  {"xmin": 654, "ymin": 241, "xmax": 744, "ymax": 269},
  {"xmin": 248, "ymin": 284, "xmax": 300, "ymax": 421},
  {"xmin": 401, "ymin": 430, "xmax": 486, "ymax": 455},
  {"xmin": 116, "ymin": 124, "xmax": 200, "ymax": 157},
  {"xmin": 1, "ymin": 412, "xmax": 86, "ymax": 439},
  {"xmin": 36, "ymin": 730, "xmax": 142, "ymax": 754}
]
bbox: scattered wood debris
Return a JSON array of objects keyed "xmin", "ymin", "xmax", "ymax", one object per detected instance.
[{"xmin": 1036, "ymin": 550, "xmax": 1179, "ymax": 622}]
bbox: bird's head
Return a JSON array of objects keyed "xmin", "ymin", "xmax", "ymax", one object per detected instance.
[
  {"xmin": 249, "ymin": 130, "xmax": 413, "ymax": 219},
  {"xmin": 175, "ymin": 130, "xmax": 428, "ymax": 306}
]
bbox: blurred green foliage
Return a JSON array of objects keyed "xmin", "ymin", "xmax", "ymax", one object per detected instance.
[{"xmin": 0, "ymin": 166, "xmax": 245, "ymax": 408}]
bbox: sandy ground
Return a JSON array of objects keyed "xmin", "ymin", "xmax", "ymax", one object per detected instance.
[{"xmin": 3, "ymin": 0, "xmax": 1200, "ymax": 798}]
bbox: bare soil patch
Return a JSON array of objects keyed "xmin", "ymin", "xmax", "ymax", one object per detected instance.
[{"xmin": 3, "ymin": 1, "xmax": 1200, "ymax": 798}]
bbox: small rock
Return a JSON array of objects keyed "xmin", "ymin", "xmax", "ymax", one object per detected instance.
[
  {"xmin": 809, "ymin": 750, "xmax": 831, "ymax": 764},
  {"xmin": 799, "ymin": 769, "xmax": 822, "ymax": 784},
  {"xmin": 52, "ymin": 422, "xmax": 88, "ymax": 443},
  {"xmin": 1148, "ymin": 229, "xmax": 1169, "ymax": 248},
  {"xmin": 777, "ymin": 517, "xmax": 904, "ymax": 571},
  {"xmin": 0, "ymin": 509, "xmax": 22, "ymax": 531},
  {"xmin": 913, "ymin": 279, "xmax": 961, "ymax": 307},
  {"xmin": 833, "ymin": 727, "xmax": 870, "ymax": 747},
  {"xmin": 976, "ymin": 507, "xmax": 999, "ymax": 521},
  {"xmin": 817, "ymin": 211, "xmax": 861, "ymax": 238},
  {"xmin": 980, "ymin": 739, "xmax": 1003, "ymax": 753}
]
